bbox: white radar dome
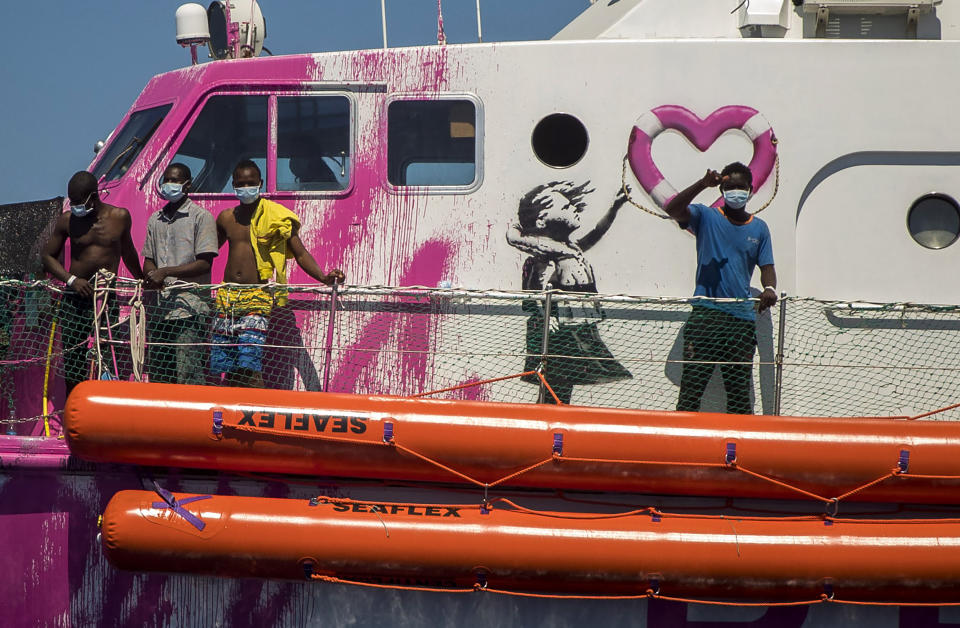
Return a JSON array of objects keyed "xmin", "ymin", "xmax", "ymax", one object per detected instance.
[{"xmin": 175, "ymin": 3, "xmax": 211, "ymax": 44}]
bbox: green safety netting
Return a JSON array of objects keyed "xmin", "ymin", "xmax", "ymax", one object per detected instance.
[{"xmin": 2, "ymin": 278, "xmax": 959, "ymax": 433}]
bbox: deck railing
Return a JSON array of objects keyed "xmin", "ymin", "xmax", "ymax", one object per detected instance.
[{"xmin": 2, "ymin": 277, "xmax": 960, "ymax": 434}]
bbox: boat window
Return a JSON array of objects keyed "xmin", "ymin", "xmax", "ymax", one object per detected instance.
[
  {"xmin": 169, "ymin": 95, "xmax": 268, "ymax": 193},
  {"xmin": 276, "ymin": 96, "xmax": 351, "ymax": 192},
  {"xmin": 92, "ymin": 104, "xmax": 172, "ymax": 183},
  {"xmin": 908, "ymin": 193, "xmax": 960, "ymax": 250},
  {"xmin": 388, "ymin": 100, "xmax": 476, "ymax": 187},
  {"xmin": 531, "ymin": 113, "xmax": 588, "ymax": 168}
]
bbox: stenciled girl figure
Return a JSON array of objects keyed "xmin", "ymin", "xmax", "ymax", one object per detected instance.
[{"xmin": 506, "ymin": 181, "xmax": 631, "ymax": 404}]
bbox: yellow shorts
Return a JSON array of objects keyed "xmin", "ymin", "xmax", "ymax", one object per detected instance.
[{"xmin": 214, "ymin": 287, "xmax": 275, "ymax": 317}]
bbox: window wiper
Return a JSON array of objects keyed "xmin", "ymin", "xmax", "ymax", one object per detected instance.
[
  {"xmin": 104, "ymin": 137, "xmax": 142, "ymax": 178},
  {"xmin": 105, "ymin": 117, "xmax": 164, "ymax": 179}
]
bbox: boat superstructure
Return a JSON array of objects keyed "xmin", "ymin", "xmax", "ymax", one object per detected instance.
[{"xmin": 4, "ymin": 0, "xmax": 960, "ymax": 625}]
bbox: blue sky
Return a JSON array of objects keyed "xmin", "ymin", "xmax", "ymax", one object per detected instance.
[{"xmin": 1, "ymin": 0, "xmax": 588, "ymax": 204}]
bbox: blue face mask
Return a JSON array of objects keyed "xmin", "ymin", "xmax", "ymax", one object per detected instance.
[
  {"xmin": 159, "ymin": 182, "xmax": 186, "ymax": 203},
  {"xmin": 70, "ymin": 192, "xmax": 95, "ymax": 217},
  {"xmin": 234, "ymin": 185, "xmax": 261, "ymax": 205},
  {"xmin": 722, "ymin": 189, "xmax": 750, "ymax": 210}
]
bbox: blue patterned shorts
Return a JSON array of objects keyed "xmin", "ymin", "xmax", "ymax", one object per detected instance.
[{"xmin": 210, "ymin": 313, "xmax": 268, "ymax": 374}]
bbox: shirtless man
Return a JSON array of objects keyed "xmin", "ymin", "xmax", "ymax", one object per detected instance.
[
  {"xmin": 42, "ymin": 170, "xmax": 144, "ymax": 396},
  {"xmin": 213, "ymin": 160, "xmax": 344, "ymax": 387}
]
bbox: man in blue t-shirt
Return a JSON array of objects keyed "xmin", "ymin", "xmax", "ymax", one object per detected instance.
[{"xmin": 663, "ymin": 162, "xmax": 777, "ymax": 414}]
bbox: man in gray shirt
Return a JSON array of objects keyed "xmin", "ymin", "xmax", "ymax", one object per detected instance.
[{"xmin": 142, "ymin": 163, "xmax": 218, "ymax": 384}]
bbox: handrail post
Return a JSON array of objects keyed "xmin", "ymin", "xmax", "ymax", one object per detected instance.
[
  {"xmin": 321, "ymin": 282, "xmax": 340, "ymax": 392},
  {"xmin": 774, "ymin": 293, "xmax": 787, "ymax": 416},
  {"xmin": 537, "ymin": 291, "xmax": 553, "ymax": 404}
]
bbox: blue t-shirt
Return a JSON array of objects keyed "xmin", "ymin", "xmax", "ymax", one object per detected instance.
[{"xmin": 687, "ymin": 204, "xmax": 774, "ymax": 321}]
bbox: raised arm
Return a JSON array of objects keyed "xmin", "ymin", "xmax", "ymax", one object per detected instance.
[
  {"xmin": 287, "ymin": 232, "xmax": 345, "ymax": 285},
  {"xmin": 758, "ymin": 264, "xmax": 777, "ymax": 311},
  {"xmin": 577, "ymin": 190, "xmax": 627, "ymax": 251},
  {"xmin": 663, "ymin": 170, "xmax": 722, "ymax": 224}
]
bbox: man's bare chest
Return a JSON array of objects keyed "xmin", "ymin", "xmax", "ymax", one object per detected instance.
[
  {"xmin": 71, "ymin": 220, "xmax": 123, "ymax": 248},
  {"xmin": 225, "ymin": 221, "xmax": 252, "ymax": 247}
]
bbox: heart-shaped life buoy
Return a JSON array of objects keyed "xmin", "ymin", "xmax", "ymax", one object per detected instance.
[{"xmin": 627, "ymin": 105, "xmax": 778, "ymax": 209}]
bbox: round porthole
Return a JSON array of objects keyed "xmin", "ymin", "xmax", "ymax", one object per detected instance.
[
  {"xmin": 907, "ymin": 193, "xmax": 960, "ymax": 250},
  {"xmin": 531, "ymin": 113, "xmax": 588, "ymax": 168}
]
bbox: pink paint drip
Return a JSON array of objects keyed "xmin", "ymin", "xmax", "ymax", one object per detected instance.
[
  {"xmin": 292, "ymin": 47, "xmax": 469, "ymax": 395},
  {"xmin": 295, "ymin": 46, "xmax": 456, "ymax": 287},
  {"xmin": 329, "ymin": 239, "xmax": 454, "ymax": 394},
  {"xmin": 73, "ymin": 48, "xmax": 471, "ymax": 399},
  {"xmin": 444, "ymin": 375, "xmax": 490, "ymax": 402}
]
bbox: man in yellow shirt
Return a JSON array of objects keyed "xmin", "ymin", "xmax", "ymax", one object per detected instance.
[{"xmin": 213, "ymin": 160, "xmax": 345, "ymax": 387}]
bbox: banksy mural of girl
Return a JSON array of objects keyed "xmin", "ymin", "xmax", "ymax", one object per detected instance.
[{"xmin": 506, "ymin": 181, "xmax": 632, "ymax": 404}]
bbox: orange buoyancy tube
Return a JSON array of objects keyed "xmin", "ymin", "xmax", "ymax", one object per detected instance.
[
  {"xmin": 102, "ymin": 489, "xmax": 960, "ymax": 601},
  {"xmin": 68, "ymin": 380, "xmax": 960, "ymax": 503}
]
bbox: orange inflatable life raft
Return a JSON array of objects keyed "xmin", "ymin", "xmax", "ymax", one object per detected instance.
[
  {"xmin": 101, "ymin": 489, "xmax": 960, "ymax": 601},
  {"xmin": 67, "ymin": 381, "xmax": 960, "ymax": 503}
]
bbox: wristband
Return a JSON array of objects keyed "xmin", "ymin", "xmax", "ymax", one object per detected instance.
[
  {"xmin": 762, "ymin": 286, "xmax": 776, "ymax": 294},
  {"xmin": 67, "ymin": 275, "xmax": 77, "ymax": 287}
]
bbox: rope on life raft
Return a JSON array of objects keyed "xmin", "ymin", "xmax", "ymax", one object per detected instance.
[
  {"xmin": 306, "ymin": 571, "xmax": 960, "ymax": 608},
  {"xmin": 213, "ymin": 371, "xmax": 960, "ymax": 519},
  {"xmin": 215, "ymin": 370, "xmax": 960, "ymax": 517}
]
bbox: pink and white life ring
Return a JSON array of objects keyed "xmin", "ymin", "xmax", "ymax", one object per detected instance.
[{"xmin": 627, "ymin": 105, "xmax": 778, "ymax": 209}]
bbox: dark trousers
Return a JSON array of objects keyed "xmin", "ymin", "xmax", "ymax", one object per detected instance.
[
  {"xmin": 60, "ymin": 293, "xmax": 117, "ymax": 395},
  {"xmin": 148, "ymin": 316, "xmax": 206, "ymax": 385},
  {"xmin": 60, "ymin": 293, "xmax": 95, "ymax": 396},
  {"xmin": 677, "ymin": 306, "xmax": 757, "ymax": 415}
]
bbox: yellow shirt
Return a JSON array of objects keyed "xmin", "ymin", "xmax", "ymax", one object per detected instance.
[{"xmin": 249, "ymin": 198, "xmax": 300, "ymax": 306}]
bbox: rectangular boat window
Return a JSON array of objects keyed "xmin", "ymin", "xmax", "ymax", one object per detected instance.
[
  {"xmin": 388, "ymin": 100, "xmax": 477, "ymax": 187},
  {"xmin": 169, "ymin": 95, "xmax": 268, "ymax": 193},
  {"xmin": 276, "ymin": 96, "xmax": 351, "ymax": 192},
  {"xmin": 92, "ymin": 104, "xmax": 172, "ymax": 183}
]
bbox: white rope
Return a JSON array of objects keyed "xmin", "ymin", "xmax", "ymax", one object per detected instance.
[
  {"xmin": 127, "ymin": 279, "xmax": 146, "ymax": 382},
  {"xmin": 91, "ymin": 271, "xmax": 111, "ymax": 376},
  {"xmin": 92, "ymin": 269, "xmax": 126, "ymax": 380}
]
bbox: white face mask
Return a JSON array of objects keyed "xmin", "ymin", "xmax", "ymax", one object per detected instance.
[
  {"xmin": 722, "ymin": 189, "xmax": 750, "ymax": 210},
  {"xmin": 159, "ymin": 182, "xmax": 186, "ymax": 203},
  {"xmin": 234, "ymin": 185, "xmax": 261, "ymax": 205}
]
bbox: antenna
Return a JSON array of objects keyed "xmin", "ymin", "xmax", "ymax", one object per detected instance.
[
  {"xmin": 206, "ymin": 0, "xmax": 266, "ymax": 60},
  {"xmin": 175, "ymin": 4, "xmax": 211, "ymax": 65},
  {"xmin": 380, "ymin": 0, "xmax": 388, "ymax": 49},
  {"xmin": 476, "ymin": 0, "xmax": 483, "ymax": 42},
  {"xmin": 437, "ymin": 0, "xmax": 447, "ymax": 45}
]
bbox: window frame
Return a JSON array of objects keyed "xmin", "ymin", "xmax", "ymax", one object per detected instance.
[
  {"xmin": 90, "ymin": 102, "xmax": 175, "ymax": 186},
  {"xmin": 272, "ymin": 90, "xmax": 357, "ymax": 199},
  {"xmin": 384, "ymin": 92, "xmax": 484, "ymax": 196},
  {"xmin": 906, "ymin": 192, "xmax": 960, "ymax": 250},
  {"xmin": 531, "ymin": 111, "xmax": 590, "ymax": 169},
  {"xmin": 155, "ymin": 89, "xmax": 357, "ymax": 199}
]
